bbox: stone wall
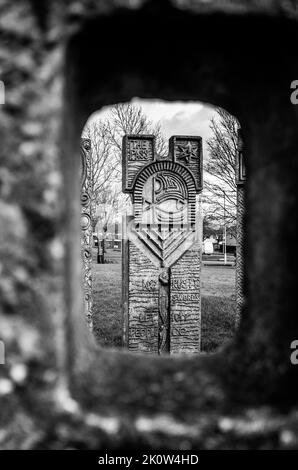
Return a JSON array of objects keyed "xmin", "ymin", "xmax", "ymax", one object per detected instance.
[{"xmin": 1, "ymin": 0, "xmax": 298, "ymax": 449}]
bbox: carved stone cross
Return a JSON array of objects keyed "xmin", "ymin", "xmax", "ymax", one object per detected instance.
[{"xmin": 122, "ymin": 135, "xmax": 203, "ymax": 354}]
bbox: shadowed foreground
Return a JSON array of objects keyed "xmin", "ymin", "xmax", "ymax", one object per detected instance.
[
  {"xmin": 2, "ymin": 346, "xmax": 298, "ymax": 449},
  {"xmin": 2, "ymin": 0, "xmax": 298, "ymax": 451}
]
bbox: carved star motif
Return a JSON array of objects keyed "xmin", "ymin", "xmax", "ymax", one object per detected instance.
[{"xmin": 176, "ymin": 141, "xmax": 198, "ymax": 164}]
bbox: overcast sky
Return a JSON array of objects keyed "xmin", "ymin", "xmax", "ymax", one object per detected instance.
[{"xmin": 90, "ymin": 98, "xmax": 217, "ymax": 157}]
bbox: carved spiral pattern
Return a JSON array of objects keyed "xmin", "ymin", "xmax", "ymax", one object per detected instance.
[
  {"xmin": 81, "ymin": 213, "xmax": 91, "ymax": 231},
  {"xmin": 83, "ymin": 247, "xmax": 91, "ymax": 260},
  {"xmin": 81, "ymin": 138, "xmax": 93, "ymax": 331},
  {"xmin": 81, "ymin": 192, "xmax": 90, "ymax": 206}
]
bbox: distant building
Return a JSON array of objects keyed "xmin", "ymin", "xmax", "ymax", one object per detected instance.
[
  {"xmin": 203, "ymin": 238, "xmax": 214, "ymax": 255},
  {"xmin": 218, "ymin": 232, "xmax": 236, "ymax": 254}
]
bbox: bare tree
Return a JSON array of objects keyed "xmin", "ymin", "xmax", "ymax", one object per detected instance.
[
  {"xmin": 104, "ymin": 103, "xmax": 168, "ymax": 159},
  {"xmin": 202, "ymin": 107, "xmax": 239, "ymax": 234},
  {"xmin": 83, "ymin": 103, "xmax": 167, "ymax": 231},
  {"xmin": 97, "ymin": 186, "xmax": 120, "ymax": 232},
  {"xmin": 83, "ymin": 121, "xmax": 118, "ymax": 231}
]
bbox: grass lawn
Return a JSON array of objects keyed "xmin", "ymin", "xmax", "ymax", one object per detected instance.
[
  {"xmin": 201, "ymin": 264, "xmax": 236, "ymax": 352},
  {"xmin": 92, "ymin": 262, "xmax": 123, "ymax": 348},
  {"xmin": 92, "ymin": 249, "xmax": 236, "ymax": 353}
]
